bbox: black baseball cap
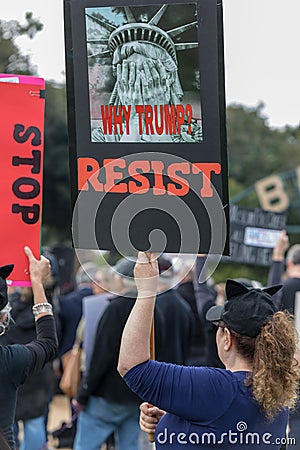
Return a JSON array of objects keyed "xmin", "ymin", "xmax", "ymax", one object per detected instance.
[{"xmin": 206, "ymin": 279, "xmax": 282, "ymax": 337}]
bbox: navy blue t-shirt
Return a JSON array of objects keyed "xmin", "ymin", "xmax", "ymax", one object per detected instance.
[{"xmin": 124, "ymin": 360, "xmax": 288, "ymax": 449}]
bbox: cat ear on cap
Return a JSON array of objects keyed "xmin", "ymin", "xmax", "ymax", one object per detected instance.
[
  {"xmin": 0, "ymin": 265, "xmax": 14, "ymax": 280},
  {"xmin": 263, "ymin": 284, "xmax": 282, "ymax": 297},
  {"xmin": 225, "ymin": 279, "xmax": 249, "ymax": 299}
]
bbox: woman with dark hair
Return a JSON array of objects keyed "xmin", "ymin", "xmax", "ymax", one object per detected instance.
[
  {"xmin": 118, "ymin": 252, "xmax": 299, "ymax": 449},
  {"xmin": 0, "ymin": 247, "xmax": 58, "ymax": 449}
]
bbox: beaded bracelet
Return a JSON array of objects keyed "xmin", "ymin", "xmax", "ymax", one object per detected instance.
[{"xmin": 32, "ymin": 302, "xmax": 53, "ymax": 317}]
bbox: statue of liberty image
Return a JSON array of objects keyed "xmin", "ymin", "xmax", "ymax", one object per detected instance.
[{"xmin": 86, "ymin": 4, "xmax": 202, "ymax": 143}]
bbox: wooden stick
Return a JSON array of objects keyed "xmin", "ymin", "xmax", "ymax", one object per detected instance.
[{"xmin": 148, "ymin": 317, "xmax": 155, "ymax": 443}]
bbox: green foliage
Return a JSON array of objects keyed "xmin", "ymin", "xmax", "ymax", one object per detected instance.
[
  {"xmin": 227, "ymin": 103, "xmax": 300, "ymax": 187},
  {"xmin": 212, "ymin": 261, "xmax": 269, "ymax": 287},
  {"xmin": 0, "ymin": 13, "xmax": 43, "ymax": 74},
  {"xmin": 43, "ymin": 81, "xmax": 71, "ymax": 244},
  {"xmin": 227, "ymin": 103, "xmax": 300, "ymax": 234},
  {"xmin": 221, "ymin": 103, "xmax": 300, "ymax": 283}
]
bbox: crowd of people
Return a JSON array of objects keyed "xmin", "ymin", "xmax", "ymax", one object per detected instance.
[{"xmin": 0, "ymin": 230, "xmax": 299, "ymax": 449}]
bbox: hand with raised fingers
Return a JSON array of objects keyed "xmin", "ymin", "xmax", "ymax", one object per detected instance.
[
  {"xmin": 272, "ymin": 230, "xmax": 289, "ymax": 261},
  {"xmin": 24, "ymin": 246, "xmax": 51, "ymax": 286},
  {"xmin": 134, "ymin": 252, "xmax": 159, "ymax": 298}
]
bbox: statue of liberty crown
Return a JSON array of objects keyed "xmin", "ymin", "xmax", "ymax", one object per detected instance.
[{"xmin": 86, "ymin": 5, "xmax": 198, "ymax": 63}]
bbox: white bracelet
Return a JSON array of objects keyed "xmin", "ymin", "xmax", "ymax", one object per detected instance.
[{"xmin": 32, "ymin": 303, "xmax": 53, "ymax": 317}]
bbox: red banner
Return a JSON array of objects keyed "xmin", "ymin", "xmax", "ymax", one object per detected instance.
[{"xmin": 0, "ymin": 78, "xmax": 45, "ymax": 285}]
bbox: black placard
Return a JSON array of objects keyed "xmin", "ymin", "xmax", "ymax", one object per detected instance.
[
  {"xmin": 229, "ymin": 205, "xmax": 287, "ymax": 267},
  {"xmin": 64, "ymin": 0, "xmax": 229, "ymax": 255}
]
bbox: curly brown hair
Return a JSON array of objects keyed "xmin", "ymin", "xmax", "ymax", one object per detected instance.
[{"xmin": 230, "ymin": 311, "xmax": 300, "ymax": 420}]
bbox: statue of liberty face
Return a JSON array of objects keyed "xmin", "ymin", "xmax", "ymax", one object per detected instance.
[{"xmin": 112, "ymin": 41, "xmax": 183, "ymax": 107}]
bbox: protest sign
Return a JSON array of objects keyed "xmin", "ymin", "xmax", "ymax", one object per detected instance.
[
  {"xmin": 0, "ymin": 76, "xmax": 45, "ymax": 285},
  {"xmin": 0, "ymin": 74, "xmax": 44, "ymax": 86},
  {"xmin": 229, "ymin": 205, "xmax": 287, "ymax": 266},
  {"xmin": 64, "ymin": 0, "xmax": 229, "ymax": 254}
]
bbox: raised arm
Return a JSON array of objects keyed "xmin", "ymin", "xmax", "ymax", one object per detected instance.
[
  {"xmin": 268, "ymin": 230, "xmax": 289, "ymax": 285},
  {"xmin": 267, "ymin": 230, "xmax": 289, "ymax": 309},
  {"xmin": 25, "ymin": 246, "xmax": 53, "ymax": 318},
  {"xmin": 118, "ymin": 252, "xmax": 158, "ymax": 377},
  {"xmin": 24, "ymin": 246, "xmax": 58, "ymax": 374}
]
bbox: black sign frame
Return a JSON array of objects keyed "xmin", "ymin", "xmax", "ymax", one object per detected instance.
[
  {"xmin": 229, "ymin": 206, "xmax": 287, "ymax": 267},
  {"xmin": 64, "ymin": 0, "xmax": 229, "ymax": 255}
]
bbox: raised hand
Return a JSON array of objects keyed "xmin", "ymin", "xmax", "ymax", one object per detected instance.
[
  {"xmin": 134, "ymin": 252, "xmax": 159, "ymax": 298},
  {"xmin": 24, "ymin": 246, "xmax": 50, "ymax": 286}
]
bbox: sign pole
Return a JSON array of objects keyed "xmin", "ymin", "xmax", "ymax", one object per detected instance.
[{"xmin": 148, "ymin": 318, "xmax": 155, "ymax": 443}]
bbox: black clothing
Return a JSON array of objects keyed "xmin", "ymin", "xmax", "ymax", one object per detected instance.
[
  {"xmin": 27, "ymin": 315, "xmax": 58, "ymax": 373},
  {"xmin": 154, "ymin": 288, "xmax": 194, "ymax": 365},
  {"xmin": 0, "ymin": 296, "xmax": 57, "ymax": 423},
  {"xmin": 193, "ymin": 256, "xmax": 223, "ymax": 368},
  {"xmin": 281, "ymin": 277, "xmax": 300, "ymax": 313},
  {"xmin": 177, "ymin": 281, "xmax": 206, "ymax": 364},
  {"xmin": 0, "ymin": 315, "xmax": 57, "ymax": 449},
  {"xmin": 268, "ymin": 260, "xmax": 300, "ymax": 313}
]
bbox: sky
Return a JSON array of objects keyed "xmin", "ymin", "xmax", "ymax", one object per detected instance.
[{"xmin": 1, "ymin": 0, "xmax": 299, "ymax": 129}]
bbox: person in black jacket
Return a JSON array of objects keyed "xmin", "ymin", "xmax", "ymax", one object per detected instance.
[
  {"xmin": 0, "ymin": 247, "xmax": 58, "ymax": 450},
  {"xmin": 154, "ymin": 257, "xmax": 194, "ymax": 365},
  {"xmin": 0, "ymin": 287, "xmax": 54, "ymax": 450},
  {"xmin": 175, "ymin": 258, "xmax": 207, "ymax": 365}
]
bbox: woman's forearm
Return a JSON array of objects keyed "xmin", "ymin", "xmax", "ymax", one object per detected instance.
[
  {"xmin": 118, "ymin": 294, "xmax": 156, "ymax": 377},
  {"xmin": 118, "ymin": 252, "xmax": 159, "ymax": 376}
]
